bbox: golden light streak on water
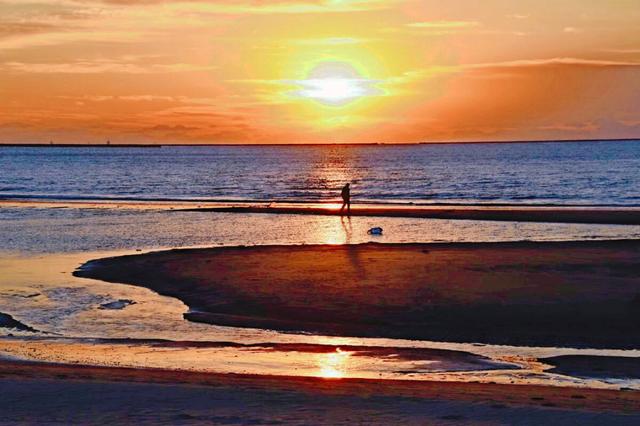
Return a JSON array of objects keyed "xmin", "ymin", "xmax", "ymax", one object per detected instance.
[{"xmin": 317, "ymin": 348, "xmax": 351, "ymax": 379}]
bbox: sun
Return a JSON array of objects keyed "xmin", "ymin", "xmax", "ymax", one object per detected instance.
[
  {"xmin": 302, "ymin": 78, "xmax": 363, "ymax": 104},
  {"xmin": 292, "ymin": 61, "xmax": 381, "ymax": 106}
]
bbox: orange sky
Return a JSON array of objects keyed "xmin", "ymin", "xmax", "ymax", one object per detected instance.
[{"xmin": 1, "ymin": 0, "xmax": 639, "ymax": 144}]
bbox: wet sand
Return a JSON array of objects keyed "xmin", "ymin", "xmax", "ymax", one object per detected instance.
[
  {"xmin": 3, "ymin": 199, "xmax": 640, "ymax": 224},
  {"xmin": 0, "ymin": 359, "xmax": 638, "ymax": 425},
  {"xmin": 75, "ymin": 240, "xmax": 640, "ymax": 349},
  {"xmin": 545, "ymin": 355, "xmax": 640, "ymax": 380},
  {"xmin": 187, "ymin": 204, "xmax": 640, "ymax": 225}
]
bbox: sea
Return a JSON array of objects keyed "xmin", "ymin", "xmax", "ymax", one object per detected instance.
[{"xmin": 2, "ymin": 140, "xmax": 640, "ymax": 205}]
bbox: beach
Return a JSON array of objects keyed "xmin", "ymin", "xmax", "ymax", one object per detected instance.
[
  {"xmin": 1, "ymin": 359, "xmax": 639, "ymax": 425},
  {"xmin": 2, "ymin": 204, "xmax": 640, "ymax": 424},
  {"xmin": 1, "ymin": 142, "xmax": 640, "ymax": 424},
  {"xmin": 3, "ymin": 0, "xmax": 640, "ymax": 419}
]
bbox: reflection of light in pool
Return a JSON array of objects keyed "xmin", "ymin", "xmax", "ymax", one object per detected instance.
[
  {"xmin": 318, "ymin": 348, "xmax": 351, "ymax": 378},
  {"xmin": 309, "ymin": 212, "xmax": 355, "ymax": 245}
]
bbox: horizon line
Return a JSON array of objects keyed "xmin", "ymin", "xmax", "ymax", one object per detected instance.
[{"xmin": 1, "ymin": 137, "xmax": 639, "ymax": 148}]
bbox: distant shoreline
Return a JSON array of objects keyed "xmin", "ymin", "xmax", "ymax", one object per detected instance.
[
  {"xmin": 0, "ymin": 143, "xmax": 160, "ymax": 148},
  {"xmin": 0, "ymin": 137, "xmax": 639, "ymax": 147}
]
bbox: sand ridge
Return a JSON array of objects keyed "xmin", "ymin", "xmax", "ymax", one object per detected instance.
[{"xmin": 75, "ymin": 240, "xmax": 640, "ymax": 348}]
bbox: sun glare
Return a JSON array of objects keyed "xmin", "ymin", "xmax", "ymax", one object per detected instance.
[
  {"xmin": 292, "ymin": 62, "xmax": 380, "ymax": 106},
  {"xmin": 300, "ymin": 78, "xmax": 363, "ymax": 104}
]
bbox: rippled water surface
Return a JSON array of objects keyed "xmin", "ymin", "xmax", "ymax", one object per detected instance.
[
  {"xmin": 2, "ymin": 207, "xmax": 640, "ymax": 253},
  {"xmin": 2, "ymin": 141, "xmax": 640, "ymax": 205}
]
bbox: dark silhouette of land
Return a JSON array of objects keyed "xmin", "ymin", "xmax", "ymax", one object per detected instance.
[
  {"xmin": 0, "ymin": 143, "xmax": 159, "ymax": 148},
  {"xmin": 1, "ymin": 137, "xmax": 639, "ymax": 147}
]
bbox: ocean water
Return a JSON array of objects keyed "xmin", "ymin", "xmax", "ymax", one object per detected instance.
[{"xmin": 1, "ymin": 140, "xmax": 640, "ymax": 205}]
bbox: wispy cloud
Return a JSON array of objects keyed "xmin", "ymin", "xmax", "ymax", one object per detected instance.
[
  {"xmin": 73, "ymin": 0, "xmax": 393, "ymax": 14},
  {"xmin": 506, "ymin": 14, "xmax": 529, "ymax": 20},
  {"xmin": 0, "ymin": 30, "xmax": 147, "ymax": 51},
  {"xmin": 602, "ymin": 48, "xmax": 640, "ymax": 54},
  {"xmin": 406, "ymin": 20, "xmax": 480, "ymax": 29},
  {"xmin": 465, "ymin": 57, "xmax": 640, "ymax": 69},
  {"xmin": 563, "ymin": 27, "xmax": 582, "ymax": 34},
  {"xmin": 539, "ymin": 122, "xmax": 599, "ymax": 132},
  {"xmin": 292, "ymin": 37, "xmax": 371, "ymax": 46},
  {"xmin": 0, "ymin": 22, "xmax": 66, "ymax": 39},
  {"xmin": 1, "ymin": 59, "xmax": 216, "ymax": 74},
  {"xmin": 620, "ymin": 119, "xmax": 640, "ymax": 127}
]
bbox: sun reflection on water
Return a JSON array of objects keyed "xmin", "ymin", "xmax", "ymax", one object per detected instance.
[
  {"xmin": 307, "ymin": 213, "xmax": 355, "ymax": 245},
  {"xmin": 317, "ymin": 348, "xmax": 351, "ymax": 378}
]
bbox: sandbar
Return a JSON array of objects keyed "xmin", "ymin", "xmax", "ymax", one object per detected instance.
[
  {"xmin": 75, "ymin": 240, "xmax": 640, "ymax": 348},
  {"xmin": 3, "ymin": 199, "xmax": 640, "ymax": 224}
]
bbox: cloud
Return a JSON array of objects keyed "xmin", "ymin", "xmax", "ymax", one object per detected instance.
[
  {"xmin": 0, "ymin": 22, "xmax": 65, "ymax": 39},
  {"xmin": 60, "ymin": 94, "xmax": 178, "ymax": 102},
  {"xmin": 70, "ymin": 0, "xmax": 392, "ymax": 14},
  {"xmin": 146, "ymin": 124, "xmax": 200, "ymax": 132},
  {"xmin": 563, "ymin": 27, "xmax": 581, "ymax": 33},
  {"xmin": 380, "ymin": 20, "xmax": 481, "ymax": 36},
  {"xmin": 465, "ymin": 57, "xmax": 640, "ymax": 69},
  {"xmin": 602, "ymin": 48, "xmax": 640, "ymax": 54},
  {"xmin": 539, "ymin": 122, "xmax": 599, "ymax": 132},
  {"xmin": 0, "ymin": 59, "xmax": 216, "ymax": 74},
  {"xmin": 0, "ymin": 2, "xmax": 105, "ymax": 48},
  {"xmin": 0, "ymin": 30, "xmax": 146, "ymax": 51},
  {"xmin": 125, "ymin": 108, "xmax": 256, "ymax": 142},
  {"xmin": 0, "ymin": 0, "xmax": 391, "ymax": 52},
  {"xmin": 406, "ymin": 20, "xmax": 480, "ymax": 29},
  {"xmin": 619, "ymin": 119, "xmax": 640, "ymax": 127},
  {"xmin": 292, "ymin": 37, "xmax": 370, "ymax": 46}
]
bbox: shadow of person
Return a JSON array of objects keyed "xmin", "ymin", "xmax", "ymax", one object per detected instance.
[
  {"xmin": 341, "ymin": 216, "xmax": 366, "ymax": 279},
  {"xmin": 340, "ymin": 215, "xmax": 353, "ymax": 243}
]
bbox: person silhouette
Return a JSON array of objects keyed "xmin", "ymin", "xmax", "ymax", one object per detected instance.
[{"xmin": 340, "ymin": 182, "xmax": 351, "ymax": 216}]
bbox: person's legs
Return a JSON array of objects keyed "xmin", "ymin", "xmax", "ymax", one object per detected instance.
[
  {"xmin": 340, "ymin": 201, "xmax": 346, "ymax": 214},
  {"xmin": 347, "ymin": 200, "xmax": 351, "ymax": 216}
]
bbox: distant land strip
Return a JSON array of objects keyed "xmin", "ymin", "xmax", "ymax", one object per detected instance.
[
  {"xmin": 0, "ymin": 143, "xmax": 160, "ymax": 148},
  {"xmin": 0, "ymin": 137, "xmax": 639, "ymax": 147}
]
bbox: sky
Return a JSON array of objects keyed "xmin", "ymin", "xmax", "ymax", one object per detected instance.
[{"xmin": 0, "ymin": 0, "xmax": 639, "ymax": 144}]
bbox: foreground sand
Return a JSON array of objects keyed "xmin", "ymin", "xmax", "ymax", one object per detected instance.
[
  {"xmin": 0, "ymin": 359, "xmax": 638, "ymax": 425},
  {"xmin": 75, "ymin": 240, "xmax": 640, "ymax": 349}
]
